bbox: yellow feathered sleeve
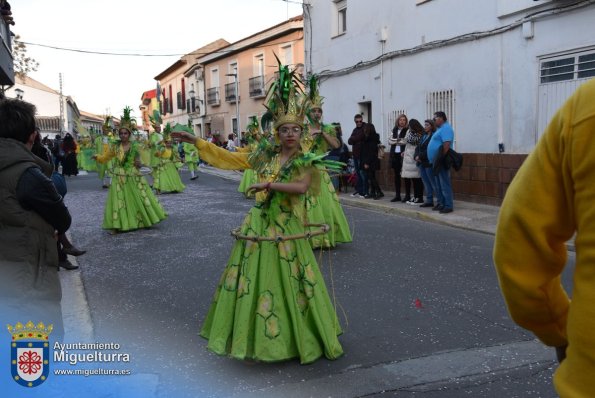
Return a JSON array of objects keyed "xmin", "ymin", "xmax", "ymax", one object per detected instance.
[
  {"xmin": 95, "ymin": 146, "xmax": 116, "ymax": 164},
  {"xmin": 194, "ymin": 139, "xmax": 250, "ymax": 170}
]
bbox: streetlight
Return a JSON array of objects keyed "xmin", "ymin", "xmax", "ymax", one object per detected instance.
[
  {"xmin": 14, "ymin": 88, "xmax": 24, "ymax": 100},
  {"xmin": 225, "ymin": 73, "xmax": 240, "ymax": 143}
]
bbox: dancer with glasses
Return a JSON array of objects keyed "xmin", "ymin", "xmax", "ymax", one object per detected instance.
[{"xmin": 171, "ymin": 63, "xmax": 344, "ymax": 364}]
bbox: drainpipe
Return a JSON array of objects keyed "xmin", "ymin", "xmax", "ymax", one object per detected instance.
[
  {"xmin": 497, "ymin": 35, "xmax": 505, "ymax": 153},
  {"xmin": 379, "ymin": 27, "xmax": 387, "ymax": 141}
]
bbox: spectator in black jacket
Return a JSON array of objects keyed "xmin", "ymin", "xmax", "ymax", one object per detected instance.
[
  {"xmin": 348, "ymin": 114, "xmax": 368, "ymax": 198},
  {"xmin": 360, "ymin": 122, "xmax": 384, "ymax": 199},
  {"xmin": 32, "ymin": 130, "xmax": 86, "ymax": 268},
  {"xmin": 387, "ymin": 114, "xmax": 408, "ymax": 202}
]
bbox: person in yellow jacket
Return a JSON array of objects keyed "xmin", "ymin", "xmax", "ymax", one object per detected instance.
[{"xmin": 493, "ymin": 78, "xmax": 595, "ymax": 398}]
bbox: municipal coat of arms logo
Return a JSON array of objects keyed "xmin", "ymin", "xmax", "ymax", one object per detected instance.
[{"xmin": 7, "ymin": 321, "xmax": 52, "ymax": 388}]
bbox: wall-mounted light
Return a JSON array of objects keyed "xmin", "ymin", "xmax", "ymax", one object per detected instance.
[{"xmin": 15, "ymin": 88, "xmax": 24, "ymax": 100}]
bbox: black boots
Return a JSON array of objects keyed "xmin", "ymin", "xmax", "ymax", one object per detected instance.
[{"xmin": 365, "ymin": 188, "xmax": 384, "ymax": 200}]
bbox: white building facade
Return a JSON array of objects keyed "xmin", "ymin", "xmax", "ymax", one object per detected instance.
[
  {"xmin": 5, "ymin": 75, "xmax": 81, "ymax": 138},
  {"xmin": 303, "ymin": 0, "xmax": 595, "ymax": 204},
  {"xmin": 304, "ymin": 0, "xmax": 595, "ymax": 153}
]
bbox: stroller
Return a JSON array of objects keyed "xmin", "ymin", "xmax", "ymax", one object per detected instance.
[{"xmin": 342, "ymin": 158, "xmax": 357, "ymax": 193}]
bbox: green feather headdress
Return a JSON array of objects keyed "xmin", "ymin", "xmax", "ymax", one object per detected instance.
[
  {"xmin": 173, "ymin": 122, "xmax": 194, "ymax": 136},
  {"xmin": 149, "ymin": 110, "xmax": 162, "ymax": 132},
  {"xmin": 307, "ymin": 74, "xmax": 324, "ymax": 110},
  {"xmin": 102, "ymin": 115, "xmax": 113, "ymax": 133},
  {"xmin": 264, "ymin": 55, "xmax": 309, "ymax": 130},
  {"xmin": 162, "ymin": 122, "xmax": 172, "ymax": 141},
  {"xmin": 119, "ymin": 106, "xmax": 137, "ymax": 133}
]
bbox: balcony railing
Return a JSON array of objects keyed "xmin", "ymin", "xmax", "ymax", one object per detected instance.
[
  {"xmin": 207, "ymin": 87, "xmax": 220, "ymax": 106},
  {"xmin": 186, "ymin": 97, "xmax": 199, "ymax": 114},
  {"xmin": 225, "ymin": 82, "xmax": 239, "ymax": 103},
  {"xmin": 249, "ymin": 76, "xmax": 265, "ymax": 98}
]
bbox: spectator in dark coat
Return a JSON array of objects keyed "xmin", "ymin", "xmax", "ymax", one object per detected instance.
[
  {"xmin": 348, "ymin": 114, "xmax": 368, "ymax": 197},
  {"xmin": 61, "ymin": 133, "xmax": 78, "ymax": 176},
  {"xmin": 360, "ymin": 122, "xmax": 384, "ymax": 199},
  {"xmin": 0, "ymin": 99, "xmax": 72, "ymax": 346}
]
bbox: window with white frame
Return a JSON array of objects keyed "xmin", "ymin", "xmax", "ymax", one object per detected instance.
[
  {"xmin": 537, "ymin": 48, "xmax": 595, "ymax": 138},
  {"xmin": 540, "ymin": 49, "xmax": 595, "ymax": 84},
  {"xmin": 279, "ymin": 44, "xmax": 293, "ymax": 67},
  {"xmin": 210, "ymin": 67, "xmax": 219, "ymax": 87},
  {"xmin": 253, "ymin": 54, "xmax": 264, "ymax": 77},
  {"xmin": 334, "ymin": 1, "xmax": 347, "ymax": 36},
  {"xmin": 228, "ymin": 62, "xmax": 238, "ymax": 80}
]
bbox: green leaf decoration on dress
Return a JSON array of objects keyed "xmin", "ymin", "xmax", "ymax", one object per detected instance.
[
  {"xmin": 296, "ymin": 291, "xmax": 308, "ymax": 314},
  {"xmin": 288, "ymin": 257, "xmax": 301, "ymax": 280},
  {"xmin": 237, "ymin": 275, "xmax": 250, "ymax": 298},
  {"xmin": 244, "ymin": 239, "xmax": 259, "ymax": 257},
  {"xmin": 303, "ymin": 281, "xmax": 314, "ymax": 299},
  {"xmin": 257, "ymin": 291, "xmax": 274, "ymax": 319},
  {"xmin": 265, "ymin": 314, "xmax": 281, "ymax": 339},
  {"xmin": 223, "ymin": 265, "xmax": 239, "ymax": 291},
  {"xmin": 278, "ymin": 240, "xmax": 293, "ymax": 258},
  {"xmin": 303, "ymin": 263, "xmax": 317, "ymax": 286}
]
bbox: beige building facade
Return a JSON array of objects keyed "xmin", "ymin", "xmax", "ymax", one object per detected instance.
[
  {"xmin": 197, "ymin": 16, "xmax": 304, "ymax": 141},
  {"xmin": 153, "ymin": 39, "xmax": 229, "ymax": 131}
]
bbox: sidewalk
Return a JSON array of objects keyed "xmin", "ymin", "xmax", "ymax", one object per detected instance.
[{"xmin": 198, "ymin": 166, "xmax": 574, "ymax": 250}]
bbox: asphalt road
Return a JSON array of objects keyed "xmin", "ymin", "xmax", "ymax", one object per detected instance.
[{"xmin": 59, "ymin": 170, "xmax": 573, "ymax": 398}]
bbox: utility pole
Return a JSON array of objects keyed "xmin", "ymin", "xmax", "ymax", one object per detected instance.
[{"xmin": 59, "ymin": 73, "xmax": 64, "ymax": 136}]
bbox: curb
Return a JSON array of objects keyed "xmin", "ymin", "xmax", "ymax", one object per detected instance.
[{"xmin": 338, "ymin": 196, "xmax": 496, "ymax": 236}]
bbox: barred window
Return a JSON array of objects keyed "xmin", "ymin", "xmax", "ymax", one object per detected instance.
[{"xmin": 540, "ymin": 49, "xmax": 595, "ymax": 83}]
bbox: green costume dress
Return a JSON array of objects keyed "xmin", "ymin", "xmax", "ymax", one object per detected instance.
[
  {"xmin": 195, "ymin": 139, "xmax": 344, "ymax": 364},
  {"xmin": 94, "ymin": 135, "xmax": 111, "ymax": 180},
  {"xmin": 302, "ymin": 123, "xmax": 352, "ymax": 248},
  {"xmin": 148, "ymin": 132, "xmax": 163, "ymax": 180},
  {"xmin": 237, "ymin": 168, "xmax": 257, "ymax": 197},
  {"xmin": 153, "ymin": 147, "xmax": 186, "ymax": 193},
  {"xmin": 237, "ymin": 144, "xmax": 259, "ymax": 197},
  {"xmin": 96, "ymin": 141, "xmax": 167, "ymax": 231},
  {"xmin": 182, "ymin": 142, "xmax": 199, "ymax": 173}
]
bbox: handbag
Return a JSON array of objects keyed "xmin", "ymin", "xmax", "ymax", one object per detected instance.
[
  {"xmin": 377, "ymin": 144, "xmax": 386, "ymax": 160},
  {"xmin": 447, "ymin": 148, "xmax": 463, "ymax": 171}
]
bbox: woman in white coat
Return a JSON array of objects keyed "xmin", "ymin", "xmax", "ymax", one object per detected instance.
[{"xmin": 401, "ymin": 119, "xmax": 424, "ymax": 204}]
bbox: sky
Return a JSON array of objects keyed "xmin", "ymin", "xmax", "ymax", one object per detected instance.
[{"xmin": 11, "ymin": 0, "xmax": 302, "ymax": 119}]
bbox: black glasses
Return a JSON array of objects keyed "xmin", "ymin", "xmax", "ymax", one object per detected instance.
[{"xmin": 279, "ymin": 126, "xmax": 301, "ymax": 135}]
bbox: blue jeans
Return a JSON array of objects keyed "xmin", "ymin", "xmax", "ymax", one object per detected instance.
[
  {"xmin": 434, "ymin": 167, "xmax": 453, "ymax": 209},
  {"xmin": 325, "ymin": 155, "xmax": 341, "ymax": 191},
  {"xmin": 419, "ymin": 166, "xmax": 436, "ymax": 204},
  {"xmin": 354, "ymin": 158, "xmax": 368, "ymax": 195}
]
